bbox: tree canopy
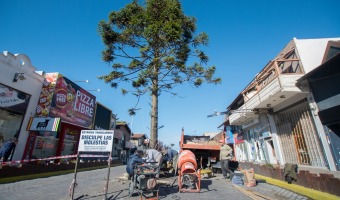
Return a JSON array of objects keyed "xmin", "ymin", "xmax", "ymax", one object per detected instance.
[{"xmin": 98, "ymin": 0, "xmax": 221, "ymax": 148}]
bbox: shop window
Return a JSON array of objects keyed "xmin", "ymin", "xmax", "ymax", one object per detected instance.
[
  {"xmin": 31, "ymin": 131, "xmax": 59, "ymax": 159},
  {"xmin": 0, "ymin": 84, "xmax": 30, "ymax": 147},
  {"xmin": 0, "ymin": 110, "xmax": 23, "ymax": 148},
  {"xmin": 62, "ymin": 129, "xmax": 79, "ymax": 156}
]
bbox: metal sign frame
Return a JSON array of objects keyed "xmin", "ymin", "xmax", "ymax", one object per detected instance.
[{"xmin": 70, "ymin": 130, "xmax": 114, "ymax": 200}]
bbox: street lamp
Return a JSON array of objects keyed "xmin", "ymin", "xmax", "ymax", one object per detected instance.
[
  {"xmin": 146, "ymin": 125, "xmax": 164, "ymax": 130},
  {"xmin": 207, "ymin": 109, "xmax": 254, "ymax": 118},
  {"xmin": 75, "ymin": 80, "xmax": 90, "ymax": 83},
  {"xmin": 158, "ymin": 125, "xmax": 164, "ymax": 129},
  {"xmin": 207, "ymin": 110, "xmax": 229, "ymax": 118},
  {"xmin": 87, "ymin": 89, "xmax": 101, "ymax": 92}
]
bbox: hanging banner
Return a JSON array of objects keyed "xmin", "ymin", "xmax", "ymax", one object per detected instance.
[
  {"xmin": 226, "ymin": 130, "xmax": 235, "ymax": 144},
  {"xmin": 78, "ymin": 130, "xmax": 114, "ymax": 152}
]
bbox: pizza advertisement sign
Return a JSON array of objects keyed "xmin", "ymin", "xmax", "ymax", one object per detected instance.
[
  {"xmin": 36, "ymin": 73, "xmax": 59, "ymax": 117},
  {"xmin": 49, "ymin": 75, "xmax": 96, "ymax": 128},
  {"xmin": 36, "ymin": 73, "xmax": 96, "ymax": 128}
]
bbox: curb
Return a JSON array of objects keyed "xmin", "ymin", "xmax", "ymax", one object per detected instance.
[{"xmin": 255, "ymin": 174, "xmax": 339, "ymax": 200}]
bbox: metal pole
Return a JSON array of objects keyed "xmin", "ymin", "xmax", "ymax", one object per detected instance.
[
  {"xmin": 70, "ymin": 152, "xmax": 80, "ymax": 200},
  {"xmin": 104, "ymin": 151, "xmax": 112, "ymax": 200}
]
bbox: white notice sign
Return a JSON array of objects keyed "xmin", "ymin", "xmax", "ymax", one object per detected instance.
[{"xmin": 78, "ymin": 130, "xmax": 114, "ymax": 152}]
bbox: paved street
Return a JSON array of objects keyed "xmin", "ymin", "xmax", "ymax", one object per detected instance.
[{"xmin": 0, "ymin": 165, "xmax": 309, "ymax": 200}]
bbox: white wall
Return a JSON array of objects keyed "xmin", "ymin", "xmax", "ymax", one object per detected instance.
[
  {"xmin": 294, "ymin": 37, "xmax": 340, "ymax": 74},
  {"xmin": 0, "ymin": 51, "xmax": 44, "ymax": 160}
]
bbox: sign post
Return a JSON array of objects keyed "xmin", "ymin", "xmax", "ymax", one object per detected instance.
[
  {"xmin": 70, "ymin": 130, "xmax": 114, "ymax": 200},
  {"xmin": 104, "ymin": 151, "xmax": 112, "ymax": 200},
  {"xmin": 70, "ymin": 152, "xmax": 80, "ymax": 200}
]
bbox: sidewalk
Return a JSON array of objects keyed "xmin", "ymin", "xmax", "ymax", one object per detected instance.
[{"xmin": 254, "ymin": 174, "xmax": 339, "ymax": 200}]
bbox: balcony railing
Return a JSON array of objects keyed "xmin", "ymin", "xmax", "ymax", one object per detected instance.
[{"xmin": 229, "ymin": 48, "xmax": 306, "ymax": 124}]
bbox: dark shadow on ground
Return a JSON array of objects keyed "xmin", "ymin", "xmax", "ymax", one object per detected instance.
[
  {"xmin": 200, "ymin": 179, "xmax": 217, "ymax": 193},
  {"xmin": 157, "ymin": 178, "xmax": 217, "ymax": 199},
  {"xmin": 256, "ymin": 179, "xmax": 267, "ymax": 183}
]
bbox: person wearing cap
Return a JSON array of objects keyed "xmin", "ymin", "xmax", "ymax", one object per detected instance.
[
  {"xmin": 126, "ymin": 149, "xmax": 145, "ymax": 180},
  {"xmin": 0, "ymin": 137, "xmax": 18, "ymax": 162},
  {"xmin": 220, "ymin": 142, "xmax": 233, "ymax": 179}
]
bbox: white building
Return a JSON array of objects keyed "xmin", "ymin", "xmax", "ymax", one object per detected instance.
[
  {"xmin": 224, "ymin": 37, "xmax": 340, "ymax": 171},
  {"xmin": 0, "ymin": 51, "xmax": 44, "ymax": 161}
]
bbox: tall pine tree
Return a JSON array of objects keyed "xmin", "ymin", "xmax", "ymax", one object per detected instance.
[{"xmin": 98, "ymin": 0, "xmax": 221, "ymax": 148}]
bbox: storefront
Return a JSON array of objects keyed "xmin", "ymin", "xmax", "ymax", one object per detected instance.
[
  {"xmin": 242, "ymin": 125, "xmax": 264, "ymax": 163},
  {"xmin": 0, "ymin": 83, "xmax": 31, "ymax": 148},
  {"xmin": 238, "ymin": 116, "xmax": 279, "ymax": 164},
  {"xmin": 274, "ymin": 99, "xmax": 327, "ymax": 168},
  {"xmin": 24, "ymin": 73, "xmax": 96, "ymax": 160},
  {"xmin": 234, "ymin": 131, "xmax": 248, "ymax": 162},
  {"xmin": 300, "ymin": 50, "xmax": 340, "ymax": 170}
]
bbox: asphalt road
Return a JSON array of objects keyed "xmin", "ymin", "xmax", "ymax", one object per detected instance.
[{"xmin": 0, "ymin": 165, "xmax": 309, "ymax": 200}]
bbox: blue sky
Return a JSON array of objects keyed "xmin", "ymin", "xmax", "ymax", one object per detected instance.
[{"xmin": 1, "ymin": 0, "xmax": 339, "ymax": 150}]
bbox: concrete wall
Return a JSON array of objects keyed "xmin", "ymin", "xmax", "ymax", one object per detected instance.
[{"xmin": 0, "ymin": 51, "xmax": 44, "ymax": 160}]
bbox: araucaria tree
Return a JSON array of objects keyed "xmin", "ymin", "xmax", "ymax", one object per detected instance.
[{"xmin": 98, "ymin": 0, "xmax": 221, "ymax": 148}]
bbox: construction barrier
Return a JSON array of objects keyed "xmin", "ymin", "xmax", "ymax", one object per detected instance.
[{"xmin": 0, "ymin": 154, "xmax": 117, "ymax": 167}]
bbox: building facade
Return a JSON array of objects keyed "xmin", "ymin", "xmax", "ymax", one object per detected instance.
[
  {"xmin": 130, "ymin": 133, "xmax": 149, "ymax": 150},
  {"xmin": 224, "ymin": 37, "xmax": 340, "ymax": 171},
  {"xmin": 1, "ymin": 51, "xmax": 132, "ymax": 163},
  {"xmin": 298, "ymin": 41, "xmax": 340, "ymax": 170},
  {"xmin": 0, "ymin": 51, "xmax": 44, "ymax": 161},
  {"xmin": 114, "ymin": 121, "xmax": 133, "ymax": 161},
  {"xmin": 24, "ymin": 72, "xmax": 97, "ymax": 161}
]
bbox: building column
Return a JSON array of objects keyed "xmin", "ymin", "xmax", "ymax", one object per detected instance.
[
  {"xmin": 307, "ymin": 94, "xmax": 337, "ymax": 171},
  {"xmin": 267, "ymin": 114, "xmax": 285, "ymax": 165}
]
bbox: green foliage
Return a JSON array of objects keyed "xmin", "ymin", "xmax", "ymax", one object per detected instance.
[
  {"xmin": 98, "ymin": 0, "xmax": 221, "ymax": 144},
  {"xmin": 98, "ymin": 0, "xmax": 221, "ymax": 96}
]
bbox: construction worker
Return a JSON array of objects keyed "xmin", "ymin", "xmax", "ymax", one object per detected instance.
[
  {"xmin": 143, "ymin": 148, "xmax": 163, "ymax": 178},
  {"xmin": 220, "ymin": 142, "xmax": 233, "ymax": 179},
  {"xmin": 162, "ymin": 147, "xmax": 178, "ymax": 173},
  {"xmin": 126, "ymin": 149, "xmax": 145, "ymax": 180}
]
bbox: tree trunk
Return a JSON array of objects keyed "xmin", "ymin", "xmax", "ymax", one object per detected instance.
[
  {"xmin": 150, "ymin": 89, "xmax": 158, "ymax": 148},
  {"xmin": 150, "ymin": 60, "xmax": 159, "ymax": 149}
]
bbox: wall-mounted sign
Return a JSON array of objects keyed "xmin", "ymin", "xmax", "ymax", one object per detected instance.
[
  {"xmin": 78, "ymin": 130, "xmax": 114, "ymax": 152},
  {"xmin": 36, "ymin": 73, "xmax": 58, "ymax": 117},
  {"xmin": 27, "ymin": 117, "xmax": 61, "ymax": 131},
  {"xmin": 237, "ymin": 132, "xmax": 244, "ymax": 141},
  {"xmin": 36, "ymin": 73, "xmax": 96, "ymax": 128},
  {"xmin": 0, "ymin": 83, "xmax": 30, "ymax": 113}
]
